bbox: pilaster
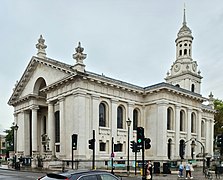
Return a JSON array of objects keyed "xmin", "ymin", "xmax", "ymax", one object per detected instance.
[
  {"xmin": 59, "ymin": 96, "xmax": 66, "ymax": 159},
  {"xmin": 156, "ymin": 101, "xmax": 168, "ymax": 159},
  {"xmin": 186, "ymin": 108, "xmax": 192, "ymax": 158},
  {"xmin": 175, "ymin": 105, "xmax": 181, "ymax": 159}
]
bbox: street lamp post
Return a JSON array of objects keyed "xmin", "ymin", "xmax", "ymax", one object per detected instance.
[
  {"xmin": 14, "ymin": 124, "xmax": 19, "ymax": 170},
  {"xmin": 126, "ymin": 118, "xmax": 132, "ymax": 176},
  {"xmin": 190, "ymin": 139, "xmax": 205, "ymax": 174}
]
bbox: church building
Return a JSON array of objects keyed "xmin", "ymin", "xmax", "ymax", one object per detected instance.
[{"xmin": 8, "ymin": 10, "xmax": 215, "ymax": 168}]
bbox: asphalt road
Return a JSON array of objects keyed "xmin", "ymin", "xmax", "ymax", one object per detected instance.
[{"xmin": 0, "ymin": 165, "xmax": 211, "ymax": 180}]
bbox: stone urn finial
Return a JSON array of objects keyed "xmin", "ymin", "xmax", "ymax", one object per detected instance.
[
  {"xmin": 72, "ymin": 42, "xmax": 87, "ymax": 72},
  {"xmin": 36, "ymin": 35, "xmax": 47, "ymax": 58}
]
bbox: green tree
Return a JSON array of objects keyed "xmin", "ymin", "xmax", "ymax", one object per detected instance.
[
  {"xmin": 214, "ymin": 99, "xmax": 223, "ymax": 136},
  {"xmin": 4, "ymin": 125, "xmax": 14, "ymax": 153}
]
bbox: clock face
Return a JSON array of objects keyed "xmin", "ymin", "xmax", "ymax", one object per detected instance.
[
  {"xmin": 192, "ymin": 63, "xmax": 196, "ymax": 71},
  {"xmin": 174, "ymin": 63, "xmax": 181, "ymax": 72}
]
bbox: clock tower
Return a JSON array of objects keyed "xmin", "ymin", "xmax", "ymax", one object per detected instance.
[{"xmin": 165, "ymin": 8, "xmax": 202, "ymax": 94}]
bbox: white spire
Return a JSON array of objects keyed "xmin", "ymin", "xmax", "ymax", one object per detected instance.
[{"xmin": 183, "ymin": 4, "xmax": 186, "ymax": 26}]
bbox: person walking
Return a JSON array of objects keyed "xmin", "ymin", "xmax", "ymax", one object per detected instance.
[
  {"xmin": 185, "ymin": 161, "xmax": 193, "ymax": 179},
  {"xmin": 178, "ymin": 161, "xmax": 184, "ymax": 178},
  {"xmin": 146, "ymin": 161, "xmax": 152, "ymax": 180},
  {"xmin": 189, "ymin": 162, "xmax": 194, "ymax": 179}
]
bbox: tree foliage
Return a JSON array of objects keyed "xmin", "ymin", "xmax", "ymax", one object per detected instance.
[
  {"xmin": 214, "ymin": 99, "xmax": 223, "ymax": 136},
  {"xmin": 3, "ymin": 125, "xmax": 14, "ymax": 152}
]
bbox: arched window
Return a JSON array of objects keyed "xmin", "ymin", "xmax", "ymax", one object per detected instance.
[
  {"xmin": 180, "ymin": 110, "xmax": 185, "ymax": 131},
  {"xmin": 167, "ymin": 107, "xmax": 173, "ymax": 130},
  {"xmin": 184, "ymin": 49, "xmax": 187, "ymax": 55},
  {"xmin": 99, "ymin": 103, "xmax": 106, "ymax": 127},
  {"xmin": 33, "ymin": 77, "xmax": 47, "ymax": 97},
  {"xmin": 117, "ymin": 106, "xmax": 124, "ymax": 129},
  {"xmin": 191, "ymin": 84, "xmax": 195, "ymax": 92},
  {"xmin": 201, "ymin": 120, "xmax": 205, "ymax": 137},
  {"xmin": 179, "ymin": 50, "xmax": 182, "ymax": 56},
  {"xmin": 133, "ymin": 109, "xmax": 139, "ymax": 130},
  {"xmin": 191, "ymin": 112, "xmax": 196, "ymax": 133},
  {"xmin": 179, "ymin": 140, "xmax": 185, "ymax": 159}
]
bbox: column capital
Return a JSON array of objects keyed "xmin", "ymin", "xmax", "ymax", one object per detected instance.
[
  {"xmin": 31, "ymin": 105, "xmax": 39, "ymax": 110},
  {"xmin": 58, "ymin": 96, "xmax": 65, "ymax": 102},
  {"xmin": 46, "ymin": 100, "xmax": 54, "ymax": 105}
]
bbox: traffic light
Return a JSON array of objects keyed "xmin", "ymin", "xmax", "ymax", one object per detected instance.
[
  {"xmin": 137, "ymin": 127, "xmax": 144, "ymax": 148},
  {"xmin": 88, "ymin": 139, "xmax": 95, "ymax": 150},
  {"xmin": 72, "ymin": 134, "xmax": 78, "ymax": 150},
  {"xmin": 130, "ymin": 141, "xmax": 135, "ymax": 150},
  {"xmin": 145, "ymin": 138, "xmax": 151, "ymax": 149},
  {"xmin": 216, "ymin": 134, "xmax": 223, "ymax": 148}
]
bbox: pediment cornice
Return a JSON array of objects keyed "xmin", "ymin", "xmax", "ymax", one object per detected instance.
[{"xmin": 8, "ymin": 56, "xmax": 75, "ymax": 106}]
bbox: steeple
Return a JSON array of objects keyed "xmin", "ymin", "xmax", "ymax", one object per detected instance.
[
  {"xmin": 165, "ymin": 7, "xmax": 202, "ymax": 94},
  {"xmin": 183, "ymin": 5, "xmax": 186, "ymax": 26}
]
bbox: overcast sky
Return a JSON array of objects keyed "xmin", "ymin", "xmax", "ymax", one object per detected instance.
[{"xmin": 1, "ymin": 0, "xmax": 223, "ymax": 133}]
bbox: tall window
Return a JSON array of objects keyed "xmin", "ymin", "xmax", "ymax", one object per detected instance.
[
  {"xmin": 168, "ymin": 139, "xmax": 172, "ymax": 159},
  {"xmin": 117, "ymin": 106, "xmax": 124, "ymax": 129},
  {"xmin": 43, "ymin": 116, "xmax": 47, "ymax": 134},
  {"xmin": 167, "ymin": 107, "xmax": 173, "ymax": 130},
  {"xmin": 201, "ymin": 120, "xmax": 205, "ymax": 137},
  {"xmin": 180, "ymin": 110, "xmax": 185, "ymax": 131},
  {"xmin": 191, "ymin": 84, "xmax": 195, "ymax": 92},
  {"xmin": 55, "ymin": 111, "xmax": 60, "ymax": 143},
  {"xmin": 133, "ymin": 109, "xmax": 139, "ymax": 130},
  {"xmin": 99, "ymin": 103, "xmax": 106, "ymax": 127},
  {"xmin": 191, "ymin": 112, "xmax": 196, "ymax": 133},
  {"xmin": 179, "ymin": 140, "xmax": 185, "ymax": 159}
]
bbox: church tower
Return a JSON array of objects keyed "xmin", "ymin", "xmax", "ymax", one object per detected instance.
[{"xmin": 165, "ymin": 8, "xmax": 202, "ymax": 94}]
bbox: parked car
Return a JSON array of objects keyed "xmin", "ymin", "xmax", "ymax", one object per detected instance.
[{"xmin": 37, "ymin": 170, "xmax": 122, "ymax": 180}]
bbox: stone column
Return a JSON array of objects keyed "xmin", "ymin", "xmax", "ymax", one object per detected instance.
[
  {"xmin": 32, "ymin": 105, "xmax": 39, "ymax": 153},
  {"xmin": 59, "ymin": 97, "xmax": 66, "ymax": 158},
  {"xmin": 47, "ymin": 101, "xmax": 55, "ymax": 156},
  {"xmin": 13, "ymin": 113, "xmax": 18, "ymax": 157},
  {"xmin": 23, "ymin": 111, "xmax": 31, "ymax": 156},
  {"xmin": 175, "ymin": 105, "xmax": 180, "ymax": 159}
]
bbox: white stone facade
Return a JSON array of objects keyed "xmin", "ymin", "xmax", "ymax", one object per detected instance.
[{"xmin": 8, "ymin": 11, "xmax": 215, "ymax": 167}]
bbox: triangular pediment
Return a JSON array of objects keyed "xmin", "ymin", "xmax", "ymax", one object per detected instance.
[{"xmin": 8, "ymin": 56, "xmax": 75, "ymax": 105}]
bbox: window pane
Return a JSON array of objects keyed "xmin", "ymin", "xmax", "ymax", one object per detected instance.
[
  {"xmin": 79, "ymin": 175, "xmax": 98, "ymax": 180},
  {"xmin": 133, "ymin": 109, "xmax": 138, "ymax": 130},
  {"xmin": 55, "ymin": 111, "xmax": 60, "ymax": 143},
  {"xmin": 100, "ymin": 174, "xmax": 118, "ymax": 180},
  {"xmin": 99, "ymin": 103, "xmax": 106, "ymax": 127},
  {"xmin": 117, "ymin": 107, "xmax": 123, "ymax": 129}
]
